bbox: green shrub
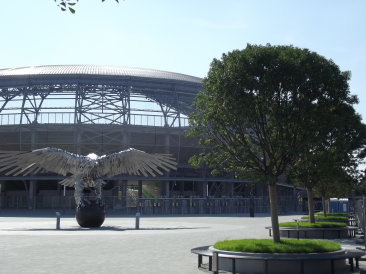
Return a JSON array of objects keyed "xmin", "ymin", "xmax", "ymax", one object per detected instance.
[
  {"xmin": 315, "ymin": 212, "xmax": 349, "ymax": 217},
  {"xmin": 214, "ymin": 239, "xmax": 341, "ymax": 253},
  {"xmin": 301, "ymin": 216, "xmax": 348, "ymax": 222},
  {"xmin": 279, "ymin": 221, "xmax": 346, "ymax": 228}
]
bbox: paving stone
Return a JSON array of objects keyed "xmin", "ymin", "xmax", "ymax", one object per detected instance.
[{"xmin": 0, "ymin": 212, "xmax": 363, "ymax": 274}]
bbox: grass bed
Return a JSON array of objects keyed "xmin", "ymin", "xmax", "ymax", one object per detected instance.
[
  {"xmin": 301, "ymin": 216, "xmax": 348, "ymax": 222},
  {"xmin": 279, "ymin": 221, "xmax": 347, "ymax": 228},
  {"xmin": 315, "ymin": 212, "xmax": 349, "ymax": 217},
  {"xmin": 214, "ymin": 239, "xmax": 341, "ymax": 253}
]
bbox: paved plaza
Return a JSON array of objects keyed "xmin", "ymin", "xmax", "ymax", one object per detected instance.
[{"xmin": 0, "ymin": 211, "xmax": 365, "ymax": 274}]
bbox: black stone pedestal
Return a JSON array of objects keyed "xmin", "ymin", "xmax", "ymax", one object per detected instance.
[{"xmin": 75, "ymin": 201, "xmax": 105, "ymax": 228}]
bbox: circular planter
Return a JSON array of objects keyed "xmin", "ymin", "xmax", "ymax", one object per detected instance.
[
  {"xmin": 75, "ymin": 201, "xmax": 105, "ymax": 228},
  {"xmin": 209, "ymin": 247, "xmax": 347, "ymax": 274},
  {"xmin": 301, "ymin": 218, "xmax": 350, "ymax": 225},
  {"xmin": 279, "ymin": 227, "xmax": 355, "ymax": 239}
]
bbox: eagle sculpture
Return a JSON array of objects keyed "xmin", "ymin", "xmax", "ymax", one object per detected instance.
[{"xmin": 0, "ymin": 147, "xmax": 176, "ymax": 227}]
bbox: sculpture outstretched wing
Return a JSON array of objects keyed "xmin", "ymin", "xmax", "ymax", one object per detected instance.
[
  {"xmin": 0, "ymin": 147, "xmax": 177, "ymax": 179},
  {"xmin": 0, "ymin": 147, "xmax": 83, "ymax": 176},
  {"xmin": 96, "ymin": 148, "xmax": 177, "ymax": 178}
]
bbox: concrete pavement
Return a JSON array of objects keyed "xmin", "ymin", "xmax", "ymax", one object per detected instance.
[{"xmin": 0, "ymin": 212, "xmax": 365, "ymax": 274}]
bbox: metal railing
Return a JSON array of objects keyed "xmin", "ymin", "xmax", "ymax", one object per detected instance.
[
  {"xmin": 0, "ymin": 112, "xmax": 189, "ymax": 127},
  {"xmin": 0, "ymin": 195, "xmax": 302, "ymax": 215},
  {"xmin": 352, "ymin": 197, "xmax": 363, "ymax": 232}
]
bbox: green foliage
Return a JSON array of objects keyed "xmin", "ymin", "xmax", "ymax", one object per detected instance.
[
  {"xmin": 353, "ymin": 170, "xmax": 366, "ymax": 195},
  {"xmin": 187, "ymin": 44, "xmax": 362, "ymax": 243},
  {"xmin": 54, "ymin": 0, "xmax": 119, "ymax": 13},
  {"xmin": 315, "ymin": 212, "xmax": 349, "ymax": 217},
  {"xmin": 279, "ymin": 221, "xmax": 346, "ymax": 228},
  {"xmin": 286, "ymin": 100, "xmax": 366, "ymax": 198},
  {"xmin": 187, "ymin": 44, "xmax": 358, "ymax": 185},
  {"xmin": 214, "ymin": 239, "xmax": 341, "ymax": 253},
  {"xmin": 142, "ymin": 187, "xmax": 154, "ymax": 198},
  {"xmin": 301, "ymin": 216, "xmax": 348, "ymax": 222}
]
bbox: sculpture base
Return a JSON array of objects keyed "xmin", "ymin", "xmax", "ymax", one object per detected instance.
[{"xmin": 75, "ymin": 201, "xmax": 105, "ymax": 228}]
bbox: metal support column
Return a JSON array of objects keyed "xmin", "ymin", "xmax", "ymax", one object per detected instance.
[
  {"xmin": 138, "ymin": 180, "xmax": 143, "ymax": 198},
  {"xmin": 0, "ymin": 182, "xmax": 5, "ymax": 209},
  {"xmin": 28, "ymin": 180, "xmax": 37, "ymax": 210},
  {"xmin": 74, "ymin": 126, "xmax": 82, "ymax": 154},
  {"xmin": 293, "ymin": 187, "xmax": 298, "ymax": 212},
  {"xmin": 163, "ymin": 133, "xmax": 170, "ymax": 197},
  {"xmin": 202, "ymin": 182, "xmax": 208, "ymax": 197},
  {"xmin": 160, "ymin": 181, "xmax": 170, "ymax": 197},
  {"xmin": 179, "ymin": 181, "xmax": 185, "ymax": 196},
  {"xmin": 120, "ymin": 180, "xmax": 128, "ymax": 207},
  {"xmin": 28, "ymin": 128, "xmax": 37, "ymax": 210},
  {"xmin": 224, "ymin": 182, "xmax": 234, "ymax": 197},
  {"xmin": 122, "ymin": 132, "xmax": 131, "ymax": 150}
]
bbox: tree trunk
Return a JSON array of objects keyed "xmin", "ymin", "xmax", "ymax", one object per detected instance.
[
  {"xmin": 322, "ymin": 196, "xmax": 327, "ymax": 217},
  {"xmin": 307, "ymin": 188, "xmax": 315, "ymax": 223},
  {"xmin": 327, "ymin": 198, "xmax": 331, "ymax": 214},
  {"xmin": 268, "ymin": 184, "xmax": 280, "ymax": 243}
]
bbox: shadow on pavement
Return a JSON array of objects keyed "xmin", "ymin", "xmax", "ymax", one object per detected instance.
[{"xmin": 0, "ymin": 225, "xmax": 209, "ymax": 232}]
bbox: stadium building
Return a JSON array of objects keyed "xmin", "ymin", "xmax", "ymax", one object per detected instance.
[{"xmin": 0, "ymin": 65, "xmax": 300, "ymax": 214}]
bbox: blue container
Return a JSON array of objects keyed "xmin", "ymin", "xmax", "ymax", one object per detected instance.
[{"xmin": 330, "ymin": 198, "xmax": 349, "ymax": 213}]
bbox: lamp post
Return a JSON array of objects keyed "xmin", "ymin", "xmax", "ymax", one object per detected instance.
[
  {"xmin": 249, "ymin": 183, "xmax": 255, "ymax": 217},
  {"xmin": 363, "ymin": 196, "xmax": 366, "ymax": 251}
]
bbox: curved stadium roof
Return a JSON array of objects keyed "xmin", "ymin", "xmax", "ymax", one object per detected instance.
[
  {"xmin": 0, "ymin": 65, "xmax": 202, "ymax": 86},
  {"xmin": 0, "ymin": 65, "xmax": 203, "ymax": 126}
]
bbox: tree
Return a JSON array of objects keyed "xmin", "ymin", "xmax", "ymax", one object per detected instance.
[
  {"xmin": 288, "ymin": 103, "xmax": 366, "ymax": 221},
  {"xmin": 287, "ymin": 152, "xmax": 319, "ymax": 223},
  {"xmin": 187, "ymin": 44, "xmax": 356, "ymax": 242},
  {"xmin": 290, "ymin": 149, "xmax": 362, "ymax": 220},
  {"xmin": 55, "ymin": 0, "xmax": 119, "ymax": 13},
  {"xmin": 314, "ymin": 164, "xmax": 358, "ymax": 215},
  {"xmin": 357, "ymin": 169, "xmax": 366, "ymax": 195}
]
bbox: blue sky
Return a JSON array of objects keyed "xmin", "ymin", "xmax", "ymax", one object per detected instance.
[{"xmin": 1, "ymin": 0, "xmax": 365, "ymax": 120}]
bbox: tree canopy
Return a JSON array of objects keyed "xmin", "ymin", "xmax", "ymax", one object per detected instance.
[
  {"xmin": 55, "ymin": 0, "xmax": 119, "ymax": 13},
  {"xmin": 287, "ymin": 102, "xmax": 366, "ymax": 221},
  {"xmin": 187, "ymin": 44, "xmax": 361, "ymax": 242}
]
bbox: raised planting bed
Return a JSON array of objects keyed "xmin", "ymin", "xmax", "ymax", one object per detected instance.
[
  {"xmin": 214, "ymin": 238, "xmax": 340, "ymax": 253},
  {"xmin": 281, "ymin": 221, "xmax": 347, "ymax": 228},
  {"xmin": 301, "ymin": 216, "xmax": 349, "ymax": 224},
  {"xmin": 315, "ymin": 212, "xmax": 349, "ymax": 217},
  {"xmin": 266, "ymin": 222, "xmax": 357, "ymax": 239},
  {"xmin": 191, "ymin": 239, "xmax": 365, "ymax": 274}
]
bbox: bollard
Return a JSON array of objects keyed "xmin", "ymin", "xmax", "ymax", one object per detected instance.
[
  {"xmin": 135, "ymin": 212, "xmax": 140, "ymax": 230},
  {"xmin": 56, "ymin": 211, "xmax": 61, "ymax": 230},
  {"xmin": 212, "ymin": 251, "xmax": 219, "ymax": 274},
  {"xmin": 294, "ymin": 219, "xmax": 299, "ymax": 239},
  {"xmin": 249, "ymin": 195, "xmax": 255, "ymax": 217}
]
